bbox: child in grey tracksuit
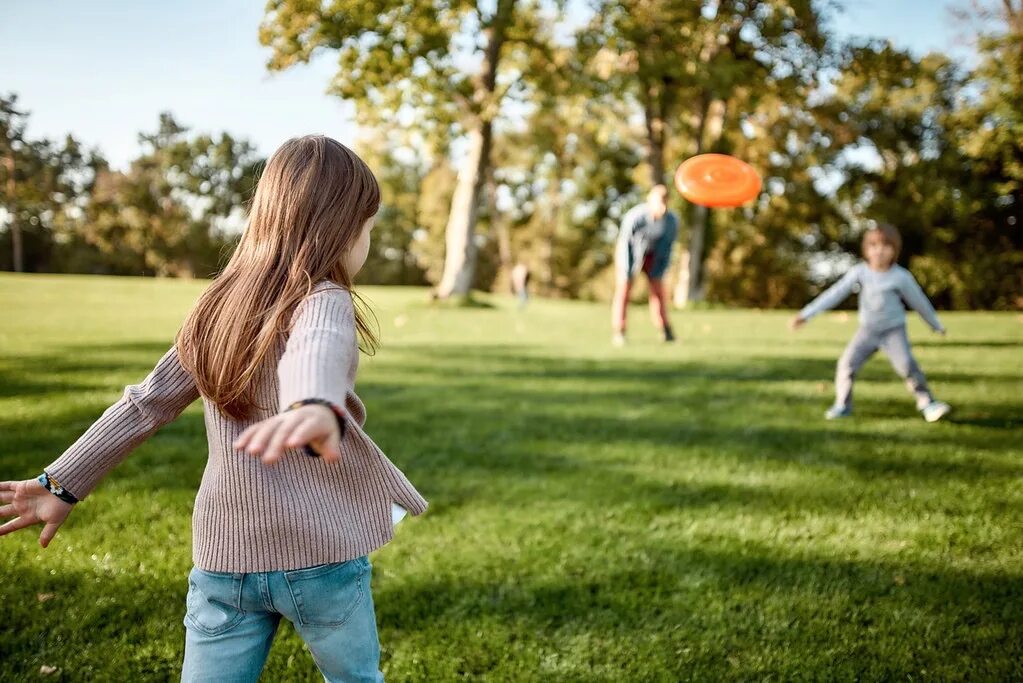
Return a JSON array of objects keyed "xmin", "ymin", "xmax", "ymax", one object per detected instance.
[{"xmin": 791, "ymin": 224, "xmax": 951, "ymax": 422}]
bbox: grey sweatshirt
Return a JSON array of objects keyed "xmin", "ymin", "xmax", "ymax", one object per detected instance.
[
  {"xmin": 800, "ymin": 262, "xmax": 944, "ymax": 332},
  {"xmin": 45, "ymin": 282, "xmax": 427, "ymax": 573}
]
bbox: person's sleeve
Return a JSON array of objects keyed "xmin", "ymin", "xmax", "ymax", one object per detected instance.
[
  {"xmin": 614, "ymin": 209, "xmax": 639, "ymax": 274},
  {"xmin": 45, "ymin": 346, "xmax": 200, "ymax": 500},
  {"xmin": 617, "ymin": 208, "xmax": 639, "ymax": 244},
  {"xmin": 899, "ymin": 269, "xmax": 944, "ymax": 332},
  {"xmin": 278, "ymin": 286, "xmax": 357, "ymax": 413},
  {"xmin": 799, "ymin": 266, "xmax": 861, "ymax": 321},
  {"xmin": 650, "ymin": 213, "xmax": 679, "ymax": 276}
]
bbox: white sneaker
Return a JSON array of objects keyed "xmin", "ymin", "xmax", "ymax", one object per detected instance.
[
  {"xmin": 825, "ymin": 405, "xmax": 853, "ymax": 420},
  {"xmin": 922, "ymin": 401, "xmax": 951, "ymax": 423},
  {"xmin": 612, "ymin": 332, "xmax": 626, "ymax": 347}
]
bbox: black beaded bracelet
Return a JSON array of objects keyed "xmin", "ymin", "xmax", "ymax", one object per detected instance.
[
  {"xmin": 37, "ymin": 471, "xmax": 79, "ymax": 504},
  {"xmin": 287, "ymin": 399, "xmax": 347, "ymax": 457}
]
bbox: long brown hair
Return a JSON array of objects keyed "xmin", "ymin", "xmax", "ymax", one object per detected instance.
[{"xmin": 177, "ymin": 135, "xmax": 380, "ymax": 420}]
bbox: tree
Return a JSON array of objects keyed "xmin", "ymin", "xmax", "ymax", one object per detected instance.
[
  {"xmin": 488, "ymin": 39, "xmax": 642, "ymax": 298},
  {"xmin": 0, "ymin": 94, "xmax": 97, "ymax": 273},
  {"xmin": 260, "ymin": 0, "xmax": 557, "ymax": 298},
  {"xmin": 77, "ymin": 114, "xmax": 262, "ymax": 277},
  {"xmin": 355, "ymin": 129, "xmax": 430, "ymax": 286},
  {"xmin": 817, "ymin": 27, "xmax": 1021, "ymax": 310},
  {"xmin": 582, "ymin": 0, "xmax": 834, "ymax": 306}
]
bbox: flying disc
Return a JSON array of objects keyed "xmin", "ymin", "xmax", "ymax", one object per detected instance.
[{"xmin": 673, "ymin": 154, "xmax": 762, "ymax": 208}]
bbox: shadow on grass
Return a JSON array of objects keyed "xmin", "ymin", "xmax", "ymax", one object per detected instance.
[
  {"xmin": 913, "ymin": 340, "xmax": 1022, "ymax": 349},
  {"xmin": 2, "ymin": 338, "xmax": 1021, "ymax": 679},
  {"xmin": 5, "ymin": 341, "xmax": 1019, "ymax": 509}
]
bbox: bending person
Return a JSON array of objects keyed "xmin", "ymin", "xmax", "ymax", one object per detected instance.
[{"xmin": 612, "ymin": 184, "xmax": 679, "ymax": 345}]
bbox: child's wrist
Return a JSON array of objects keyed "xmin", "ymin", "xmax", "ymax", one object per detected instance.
[
  {"xmin": 37, "ymin": 472, "xmax": 78, "ymax": 505},
  {"xmin": 286, "ymin": 399, "xmax": 346, "ymax": 457}
]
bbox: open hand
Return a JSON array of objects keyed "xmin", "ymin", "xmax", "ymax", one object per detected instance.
[
  {"xmin": 234, "ymin": 404, "xmax": 343, "ymax": 465},
  {"xmin": 0, "ymin": 479, "xmax": 74, "ymax": 548}
]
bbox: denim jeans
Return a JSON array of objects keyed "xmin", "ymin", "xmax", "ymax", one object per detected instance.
[{"xmin": 181, "ymin": 557, "xmax": 383, "ymax": 682}]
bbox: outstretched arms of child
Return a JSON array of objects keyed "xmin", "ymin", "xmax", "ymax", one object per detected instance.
[
  {"xmin": 0, "ymin": 346, "xmax": 200, "ymax": 546},
  {"xmin": 898, "ymin": 270, "xmax": 946, "ymax": 334},
  {"xmin": 235, "ymin": 286, "xmax": 356, "ymax": 466},
  {"xmin": 790, "ymin": 266, "xmax": 861, "ymax": 330}
]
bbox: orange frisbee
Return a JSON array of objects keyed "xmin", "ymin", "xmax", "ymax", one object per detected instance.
[{"xmin": 674, "ymin": 154, "xmax": 762, "ymax": 208}]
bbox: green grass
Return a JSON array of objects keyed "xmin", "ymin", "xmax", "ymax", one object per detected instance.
[{"xmin": 1, "ymin": 273, "xmax": 1021, "ymax": 681}]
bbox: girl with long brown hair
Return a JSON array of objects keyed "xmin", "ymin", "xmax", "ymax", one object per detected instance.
[{"xmin": 0, "ymin": 135, "xmax": 426, "ymax": 681}]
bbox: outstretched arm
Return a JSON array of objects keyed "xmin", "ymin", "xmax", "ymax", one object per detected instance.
[
  {"xmin": 235, "ymin": 285, "xmax": 355, "ymax": 465},
  {"xmin": 797, "ymin": 266, "xmax": 862, "ymax": 324},
  {"xmin": 1, "ymin": 345, "xmax": 199, "ymax": 546},
  {"xmin": 43, "ymin": 345, "xmax": 200, "ymax": 501},
  {"xmin": 899, "ymin": 270, "xmax": 945, "ymax": 333}
]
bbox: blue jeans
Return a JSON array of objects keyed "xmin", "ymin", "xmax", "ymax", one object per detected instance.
[{"xmin": 181, "ymin": 557, "xmax": 383, "ymax": 682}]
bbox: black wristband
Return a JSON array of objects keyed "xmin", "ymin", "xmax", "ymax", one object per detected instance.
[
  {"xmin": 287, "ymin": 399, "xmax": 347, "ymax": 457},
  {"xmin": 37, "ymin": 472, "xmax": 79, "ymax": 504}
]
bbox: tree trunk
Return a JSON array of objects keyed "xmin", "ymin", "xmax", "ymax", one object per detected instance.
[
  {"xmin": 541, "ymin": 175, "xmax": 561, "ymax": 295},
  {"xmin": 435, "ymin": 0, "xmax": 515, "ymax": 298},
  {"xmin": 437, "ymin": 124, "xmax": 492, "ymax": 297},
  {"xmin": 673, "ymin": 97, "xmax": 727, "ymax": 307},
  {"xmin": 488, "ymin": 168, "xmax": 514, "ymax": 292},
  {"xmin": 5, "ymin": 154, "xmax": 21, "ymax": 273},
  {"xmin": 643, "ymin": 80, "xmax": 667, "ymax": 186}
]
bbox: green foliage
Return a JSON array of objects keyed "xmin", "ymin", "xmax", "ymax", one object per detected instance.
[
  {"xmin": 3, "ymin": 2, "xmax": 1023, "ymax": 307},
  {"xmin": 0, "ymin": 94, "xmax": 100, "ymax": 273},
  {"xmin": 355, "ymin": 133, "xmax": 430, "ymax": 286},
  {"xmin": 822, "ymin": 32, "xmax": 1022, "ymax": 309},
  {"xmin": 2, "ymin": 274, "xmax": 1021, "ymax": 679}
]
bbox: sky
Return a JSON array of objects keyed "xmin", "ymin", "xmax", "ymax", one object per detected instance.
[{"xmin": 1, "ymin": 0, "xmax": 969, "ymax": 170}]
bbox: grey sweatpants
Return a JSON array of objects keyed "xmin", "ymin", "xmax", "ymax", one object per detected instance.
[{"xmin": 836, "ymin": 325, "xmax": 933, "ymax": 410}]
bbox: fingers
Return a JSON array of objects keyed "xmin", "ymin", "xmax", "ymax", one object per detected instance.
[
  {"xmin": 234, "ymin": 408, "xmax": 343, "ymax": 466},
  {"xmin": 39, "ymin": 522, "xmax": 60, "ymax": 548},
  {"xmin": 239, "ymin": 418, "xmax": 285, "ymax": 456},
  {"xmin": 285, "ymin": 417, "xmax": 326, "ymax": 450},
  {"xmin": 233, "ymin": 422, "xmax": 261, "ymax": 451},
  {"xmin": 261, "ymin": 415, "xmax": 302, "ymax": 465},
  {"xmin": 0, "ymin": 515, "xmax": 37, "ymax": 537},
  {"xmin": 316, "ymin": 438, "xmax": 343, "ymax": 464},
  {"xmin": 0, "ymin": 504, "xmax": 15, "ymax": 517},
  {"xmin": 0, "ymin": 490, "xmax": 14, "ymax": 504}
]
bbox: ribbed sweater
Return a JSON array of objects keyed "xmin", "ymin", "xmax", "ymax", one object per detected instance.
[{"xmin": 45, "ymin": 282, "xmax": 427, "ymax": 572}]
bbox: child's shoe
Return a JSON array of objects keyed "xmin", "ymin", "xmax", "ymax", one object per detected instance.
[
  {"xmin": 825, "ymin": 405, "xmax": 853, "ymax": 420},
  {"xmin": 612, "ymin": 332, "xmax": 626, "ymax": 347},
  {"xmin": 663, "ymin": 325, "xmax": 676, "ymax": 343},
  {"xmin": 922, "ymin": 400, "xmax": 951, "ymax": 423}
]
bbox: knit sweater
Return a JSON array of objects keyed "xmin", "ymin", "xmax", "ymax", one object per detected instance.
[{"xmin": 45, "ymin": 282, "xmax": 427, "ymax": 572}]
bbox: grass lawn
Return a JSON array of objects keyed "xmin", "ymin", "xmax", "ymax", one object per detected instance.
[{"xmin": 1, "ymin": 273, "xmax": 1021, "ymax": 681}]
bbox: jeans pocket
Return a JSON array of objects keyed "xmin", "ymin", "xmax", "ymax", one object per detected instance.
[
  {"xmin": 283, "ymin": 557, "xmax": 369, "ymax": 628},
  {"xmin": 184, "ymin": 567, "xmax": 245, "ymax": 637}
]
